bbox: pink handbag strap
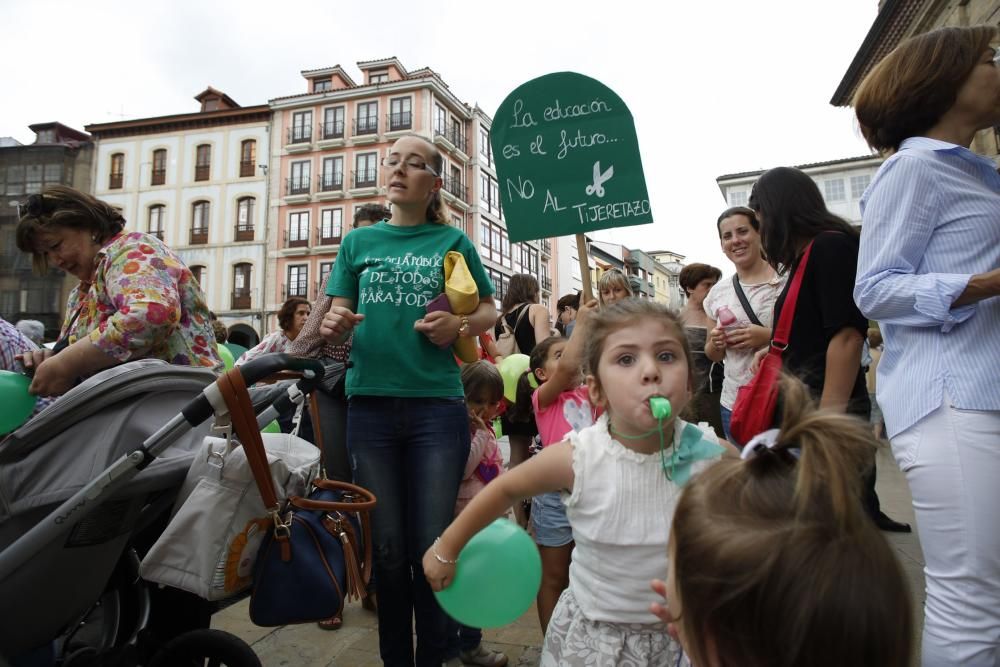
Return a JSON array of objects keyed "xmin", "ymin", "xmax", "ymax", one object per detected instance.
[{"xmin": 771, "ymin": 240, "xmax": 815, "ymax": 350}]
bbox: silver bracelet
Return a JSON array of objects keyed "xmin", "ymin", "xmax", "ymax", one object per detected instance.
[{"xmin": 432, "ymin": 537, "xmax": 458, "ymax": 565}]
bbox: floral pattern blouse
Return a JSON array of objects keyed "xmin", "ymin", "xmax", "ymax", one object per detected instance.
[{"xmin": 61, "ymin": 231, "xmax": 221, "ymax": 371}]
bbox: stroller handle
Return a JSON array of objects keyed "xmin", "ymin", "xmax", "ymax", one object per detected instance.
[{"xmin": 182, "ymin": 354, "xmax": 325, "ymax": 427}]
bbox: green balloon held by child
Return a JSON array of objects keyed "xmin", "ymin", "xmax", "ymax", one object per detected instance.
[
  {"xmin": 434, "ymin": 518, "xmax": 541, "ymax": 628},
  {"xmin": 216, "ymin": 343, "xmax": 235, "ymax": 370},
  {"xmin": 0, "ymin": 371, "xmax": 39, "ymax": 434}
]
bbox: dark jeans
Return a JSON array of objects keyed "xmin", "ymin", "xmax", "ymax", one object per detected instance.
[
  {"xmin": 446, "ymin": 621, "xmax": 483, "ymax": 659},
  {"xmin": 348, "ymin": 396, "xmax": 470, "ymax": 667}
]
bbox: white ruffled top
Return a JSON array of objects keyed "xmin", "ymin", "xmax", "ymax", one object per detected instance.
[{"xmin": 563, "ymin": 414, "xmax": 719, "ymax": 624}]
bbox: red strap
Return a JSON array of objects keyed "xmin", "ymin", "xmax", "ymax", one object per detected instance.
[{"xmin": 772, "ymin": 241, "xmax": 815, "ymax": 347}]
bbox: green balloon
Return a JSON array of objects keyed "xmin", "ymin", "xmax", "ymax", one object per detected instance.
[
  {"xmin": 434, "ymin": 518, "xmax": 541, "ymax": 628},
  {"xmin": 0, "ymin": 371, "xmax": 38, "ymax": 435},
  {"xmin": 497, "ymin": 354, "xmax": 531, "ymax": 403},
  {"xmin": 261, "ymin": 420, "xmax": 281, "ymax": 434},
  {"xmin": 217, "ymin": 343, "xmax": 235, "ymax": 370},
  {"xmin": 223, "ymin": 342, "xmax": 248, "ymax": 360}
]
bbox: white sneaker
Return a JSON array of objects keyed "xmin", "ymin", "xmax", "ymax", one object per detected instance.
[{"xmin": 460, "ymin": 644, "xmax": 509, "ymax": 667}]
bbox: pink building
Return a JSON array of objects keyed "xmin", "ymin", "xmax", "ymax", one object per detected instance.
[{"xmin": 265, "ymin": 58, "xmax": 552, "ymax": 329}]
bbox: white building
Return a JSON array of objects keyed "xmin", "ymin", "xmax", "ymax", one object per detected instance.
[
  {"xmin": 86, "ymin": 88, "xmax": 271, "ymax": 346},
  {"xmin": 716, "ymin": 154, "xmax": 884, "ymax": 226}
]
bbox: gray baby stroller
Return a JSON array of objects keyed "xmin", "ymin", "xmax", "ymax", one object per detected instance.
[{"xmin": 0, "ymin": 355, "xmax": 323, "ymax": 666}]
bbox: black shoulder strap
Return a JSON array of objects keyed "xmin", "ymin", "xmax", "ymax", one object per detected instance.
[{"xmin": 732, "ymin": 274, "xmax": 763, "ymax": 327}]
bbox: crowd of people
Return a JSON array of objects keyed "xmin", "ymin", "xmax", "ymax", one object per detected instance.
[{"xmin": 2, "ymin": 23, "xmax": 999, "ymax": 667}]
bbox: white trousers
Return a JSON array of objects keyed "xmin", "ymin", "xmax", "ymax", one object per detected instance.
[{"xmin": 891, "ymin": 399, "xmax": 1000, "ymax": 667}]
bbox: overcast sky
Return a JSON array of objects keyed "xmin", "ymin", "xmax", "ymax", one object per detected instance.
[{"xmin": 1, "ymin": 0, "xmax": 877, "ymax": 270}]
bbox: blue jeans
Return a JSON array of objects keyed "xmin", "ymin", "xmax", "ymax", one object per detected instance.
[
  {"xmin": 720, "ymin": 405, "xmax": 733, "ymax": 443},
  {"xmin": 348, "ymin": 396, "xmax": 470, "ymax": 667}
]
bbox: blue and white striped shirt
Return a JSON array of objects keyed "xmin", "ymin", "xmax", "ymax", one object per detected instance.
[{"xmin": 855, "ymin": 137, "xmax": 1000, "ymax": 439}]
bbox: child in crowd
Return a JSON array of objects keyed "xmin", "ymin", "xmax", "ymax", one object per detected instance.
[
  {"xmin": 444, "ymin": 361, "xmax": 509, "ymax": 667},
  {"xmin": 508, "ymin": 298, "xmax": 599, "ymax": 632},
  {"xmin": 651, "ymin": 376, "xmax": 912, "ymax": 667},
  {"xmin": 597, "ymin": 268, "xmax": 633, "ymax": 307},
  {"xmin": 425, "ymin": 300, "xmax": 736, "ymax": 665}
]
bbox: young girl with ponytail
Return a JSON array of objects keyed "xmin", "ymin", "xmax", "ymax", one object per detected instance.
[{"xmin": 653, "ymin": 376, "xmax": 913, "ymax": 667}]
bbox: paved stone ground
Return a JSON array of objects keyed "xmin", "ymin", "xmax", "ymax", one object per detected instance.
[{"xmin": 213, "ymin": 444, "xmax": 926, "ymax": 666}]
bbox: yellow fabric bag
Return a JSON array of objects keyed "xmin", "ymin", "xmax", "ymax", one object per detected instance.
[{"xmin": 443, "ymin": 251, "xmax": 480, "ymax": 363}]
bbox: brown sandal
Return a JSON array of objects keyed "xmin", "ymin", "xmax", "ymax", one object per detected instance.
[{"xmin": 317, "ymin": 613, "xmax": 343, "ymax": 630}]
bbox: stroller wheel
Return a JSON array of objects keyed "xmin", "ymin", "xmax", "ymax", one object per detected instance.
[{"xmin": 146, "ymin": 629, "xmax": 260, "ymax": 667}]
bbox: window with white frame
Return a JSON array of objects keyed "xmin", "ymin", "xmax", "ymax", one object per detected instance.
[
  {"xmin": 148, "ymin": 204, "xmax": 165, "ymax": 239},
  {"xmin": 369, "ymin": 70, "xmax": 388, "ymax": 84},
  {"xmin": 319, "ymin": 261, "xmax": 334, "ymax": 293},
  {"xmin": 290, "ymin": 161, "xmax": 310, "ymax": 194},
  {"xmin": 479, "ymin": 127, "xmax": 492, "ymax": 167},
  {"xmin": 355, "ymin": 152, "xmax": 377, "ymax": 187},
  {"xmin": 823, "ymin": 179, "xmax": 846, "ymax": 202},
  {"xmin": 287, "ymin": 264, "xmax": 308, "ymax": 297},
  {"xmin": 321, "ymin": 156, "xmax": 343, "ymax": 190},
  {"xmin": 728, "ymin": 190, "xmax": 747, "ymax": 206},
  {"xmin": 850, "ymin": 174, "xmax": 871, "ymax": 199},
  {"xmin": 320, "ymin": 209, "xmax": 343, "ymax": 243},
  {"xmin": 389, "ymin": 97, "xmax": 412, "ymax": 130},
  {"xmin": 322, "ymin": 106, "xmax": 345, "ymax": 139},
  {"xmin": 289, "ymin": 211, "xmax": 310, "ymax": 245},
  {"xmin": 291, "ymin": 111, "xmax": 312, "ymax": 143},
  {"xmin": 434, "ymin": 104, "xmax": 446, "ymax": 135},
  {"xmin": 356, "ymin": 101, "xmax": 378, "ymax": 134}
]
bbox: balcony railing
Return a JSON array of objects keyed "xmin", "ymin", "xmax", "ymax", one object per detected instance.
[
  {"xmin": 149, "ymin": 229, "xmax": 164, "ymax": 241},
  {"xmin": 189, "ymin": 227, "xmax": 208, "ymax": 245},
  {"xmin": 239, "ymin": 160, "xmax": 255, "ymax": 177},
  {"xmin": 442, "ymin": 175, "xmax": 467, "ymax": 202},
  {"xmin": 235, "ymin": 225, "xmax": 254, "ymax": 242},
  {"xmin": 151, "ymin": 169, "xmax": 166, "ymax": 186},
  {"xmin": 388, "ymin": 111, "xmax": 412, "ymax": 131},
  {"xmin": 320, "ymin": 120, "xmax": 345, "ymax": 139},
  {"xmin": 541, "ymin": 239, "xmax": 552, "ymax": 255},
  {"xmin": 354, "ymin": 117, "xmax": 378, "ymax": 136},
  {"xmin": 109, "ymin": 173, "xmax": 123, "ymax": 189},
  {"xmin": 434, "ymin": 126, "xmax": 467, "ymax": 153},
  {"xmin": 194, "ymin": 165, "xmax": 210, "ymax": 181},
  {"xmin": 542, "ymin": 276, "xmax": 552, "ymax": 292},
  {"xmin": 288, "ymin": 127, "xmax": 312, "ymax": 144},
  {"xmin": 231, "ymin": 289, "xmax": 251, "ymax": 310},
  {"xmin": 286, "ymin": 177, "xmax": 310, "ymax": 196},
  {"xmin": 318, "ymin": 229, "xmax": 342, "ymax": 245},
  {"xmin": 353, "ymin": 168, "xmax": 377, "ymax": 188},
  {"xmin": 318, "ymin": 173, "xmax": 344, "ymax": 192},
  {"xmin": 283, "ymin": 283, "xmax": 309, "ymax": 299},
  {"xmin": 285, "ymin": 229, "xmax": 309, "ymax": 248}
]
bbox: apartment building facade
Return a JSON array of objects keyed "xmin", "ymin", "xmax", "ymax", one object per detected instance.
[
  {"xmin": 0, "ymin": 123, "xmax": 92, "ymax": 338},
  {"xmin": 85, "ymin": 88, "xmax": 271, "ymax": 347},
  {"xmin": 265, "ymin": 58, "xmax": 552, "ymax": 330},
  {"xmin": 716, "ymin": 155, "xmax": 884, "ymax": 226}
]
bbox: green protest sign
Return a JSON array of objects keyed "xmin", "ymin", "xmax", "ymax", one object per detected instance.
[{"xmin": 490, "ymin": 72, "xmax": 652, "ymax": 243}]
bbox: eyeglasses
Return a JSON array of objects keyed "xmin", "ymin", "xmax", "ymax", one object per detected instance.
[{"xmin": 380, "ymin": 156, "xmax": 438, "ymax": 176}]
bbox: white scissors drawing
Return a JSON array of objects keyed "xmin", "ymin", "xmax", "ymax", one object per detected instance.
[{"xmin": 585, "ymin": 161, "xmax": 614, "ymax": 198}]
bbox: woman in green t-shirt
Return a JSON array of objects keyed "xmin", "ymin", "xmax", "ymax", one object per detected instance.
[{"xmin": 321, "ymin": 134, "xmax": 497, "ymax": 666}]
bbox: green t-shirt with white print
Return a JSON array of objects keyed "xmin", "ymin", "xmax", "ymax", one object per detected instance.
[{"xmin": 327, "ymin": 221, "xmax": 494, "ymax": 398}]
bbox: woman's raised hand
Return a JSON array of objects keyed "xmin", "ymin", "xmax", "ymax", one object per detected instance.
[{"xmin": 320, "ymin": 306, "xmax": 364, "ymax": 343}]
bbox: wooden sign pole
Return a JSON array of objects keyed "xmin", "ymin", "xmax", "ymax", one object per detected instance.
[{"xmin": 576, "ymin": 233, "xmax": 593, "ymax": 302}]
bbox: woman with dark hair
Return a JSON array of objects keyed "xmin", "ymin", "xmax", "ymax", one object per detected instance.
[
  {"xmin": 678, "ymin": 263, "xmax": 724, "ymax": 436},
  {"xmin": 748, "ymin": 167, "xmax": 907, "ymax": 533},
  {"xmin": 852, "ymin": 25, "xmax": 1000, "ymax": 665},
  {"xmin": 234, "ymin": 297, "xmax": 310, "ymax": 365},
  {"xmin": 16, "ymin": 185, "xmax": 220, "ymax": 395},
  {"xmin": 320, "ymin": 134, "xmax": 496, "ymax": 665},
  {"xmin": 704, "ymin": 206, "xmax": 784, "ymax": 441},
  {"xmin": 494, "ymin": 274, "xmax": 552, "ymax": 357}
]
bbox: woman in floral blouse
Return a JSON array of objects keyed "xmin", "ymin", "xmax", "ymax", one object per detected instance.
[{"xmin": 16, "ymin": 186, "xmax": 220, "ymax": 396}]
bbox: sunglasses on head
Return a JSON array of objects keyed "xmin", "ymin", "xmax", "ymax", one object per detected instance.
[{"xmin": 19, "ymin": 193, "xmax": 56, "ymax": 219}]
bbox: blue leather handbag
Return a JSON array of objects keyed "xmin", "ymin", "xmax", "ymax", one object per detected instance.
[{"xmin": 248, "ymin": 478, "xmax": 375, "ymax": 626}]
